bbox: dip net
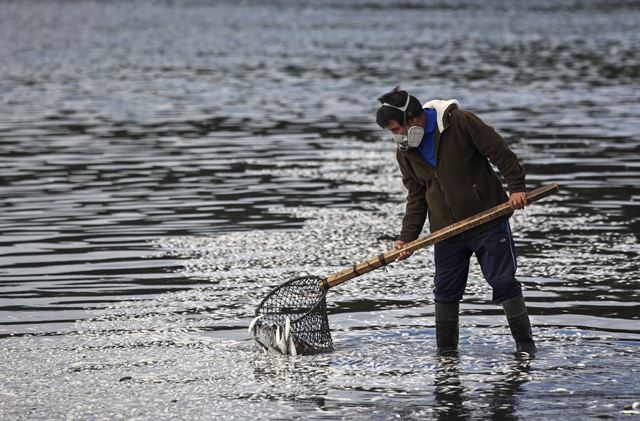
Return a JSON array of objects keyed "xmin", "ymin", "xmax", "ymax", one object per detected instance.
[{"xmin": 251, "ymin": 276, "xmax": 333, "ymax": 355}]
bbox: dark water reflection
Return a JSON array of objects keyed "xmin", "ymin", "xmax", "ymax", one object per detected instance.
[{"xmin": 1, "ymin": 0, "xmax": 639, "ymax": 419}]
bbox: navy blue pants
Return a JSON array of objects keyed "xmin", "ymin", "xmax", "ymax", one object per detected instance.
[{"xmin": 433, "ymin": 221, "xmax": 522, "ymax": 303}]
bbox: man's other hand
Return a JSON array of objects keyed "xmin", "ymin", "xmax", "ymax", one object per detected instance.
[{"xmin": 509, "ymin": 192, "xmax": 527, "ymax": 210}]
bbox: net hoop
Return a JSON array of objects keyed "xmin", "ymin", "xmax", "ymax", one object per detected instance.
[{"xmin": 254, "ymin": 275, "xmax": 327, "ymax": 321}]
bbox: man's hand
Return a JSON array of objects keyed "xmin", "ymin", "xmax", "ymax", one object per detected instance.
[
  {"xmin": 509, "ymin": 192, "xmax": 527, "ymax": 210},
  {"xmin": 394, "ymin": 240, "xmax": 413, "ymax": 261}
]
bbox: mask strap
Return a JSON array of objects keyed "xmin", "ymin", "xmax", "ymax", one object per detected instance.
[
  {"xmin": 381, "ymin": 92, "xmax": 410, "ymax": 128},
  {"xmin": 381, "ymin": 92, "xmax": 410, "ymax": 112}
]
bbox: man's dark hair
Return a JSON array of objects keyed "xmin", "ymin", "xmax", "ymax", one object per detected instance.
[{"xmin": 376, "ymin": 86, "xmax": 423, "ymax": 129}]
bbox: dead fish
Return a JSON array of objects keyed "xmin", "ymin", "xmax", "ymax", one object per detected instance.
[
  {"xmin": 288, "ymin": 335, "xmax": 297, "ymax": 356},
  {"xmin": 284, "ymin": 317, "xmax": 292, "ymax": 342},
  {"xmin": 275, "ymin": 325, "xmax": 288, "ymax": 354},
  {"xmin": 267, "ymin": 345, "xmax": 282, "ymax": 355},
  {"xmin": 247, "ymin": 315, "xmax": 263, "ymax": 335}
]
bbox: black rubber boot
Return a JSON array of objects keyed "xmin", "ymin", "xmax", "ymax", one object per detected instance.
[
  {"xmin": 502, "ymin": 293, "xmax": 537, "ymax": 356},
  {"xmin": 435, "ymin": 301, "xmax": 459, "ymax": 355}
]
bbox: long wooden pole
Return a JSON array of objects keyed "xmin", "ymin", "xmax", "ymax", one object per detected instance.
[{"xmin": 322, "ymin": 183, "xmax": 559, "ymax": 290}]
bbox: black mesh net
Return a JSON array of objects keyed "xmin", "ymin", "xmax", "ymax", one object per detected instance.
[{"xmin": 252, "ymin": 276, "xmax": 333, "ymax": 355}]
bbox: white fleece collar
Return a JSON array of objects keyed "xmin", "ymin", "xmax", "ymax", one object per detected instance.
[{"xmin": 423, "ymin": 99, "xmax": 460, "ymax": 132}]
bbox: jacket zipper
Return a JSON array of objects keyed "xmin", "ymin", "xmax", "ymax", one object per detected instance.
[
  {"xmin": 433, "ymin": 127, "xmax": 458, "ymax": 222},
  {"xmin": 473, "ymin": 184, "xmax": 488, "ymax": 210},
  {"xmin": 435, "ymin": 172, "xmax": 458, "ymax": 221}
]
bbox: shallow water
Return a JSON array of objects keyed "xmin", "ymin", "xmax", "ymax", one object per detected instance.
[{"xmin": 1, "ymin": 0, "xmax": 639, "ymax": 419}]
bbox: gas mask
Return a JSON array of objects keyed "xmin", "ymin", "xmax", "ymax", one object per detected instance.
[{"xmin": 382, "ymin": 93, "xmax": 424, "ymax": 150}]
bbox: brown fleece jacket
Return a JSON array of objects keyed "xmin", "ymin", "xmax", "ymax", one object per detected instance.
[{"xmin": 396, "ymin": 103, "xmax": 526, "ymax": 242}]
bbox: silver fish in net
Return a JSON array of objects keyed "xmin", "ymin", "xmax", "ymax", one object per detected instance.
[{"xmin": 249, "ymin": 276, "xmax": 333, "ymax": 355}]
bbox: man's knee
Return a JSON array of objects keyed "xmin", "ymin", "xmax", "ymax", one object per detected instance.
[
  {"xmin": 491, "ymin": 278, "xmax": 522, "ymax": 303},
  {"xmin": 433, "ymin": 269, "xmax": 468, "ymax": 303}
]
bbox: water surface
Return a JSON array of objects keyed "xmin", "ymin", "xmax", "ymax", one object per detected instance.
[{"xmin": 1, "ymin": 0, "xmax": 639, "ymax": 419}]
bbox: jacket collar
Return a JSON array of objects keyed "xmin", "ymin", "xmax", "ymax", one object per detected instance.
[{"xmin": 422, "ymin": 99, "xmax": 460, "ymax": 132}]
